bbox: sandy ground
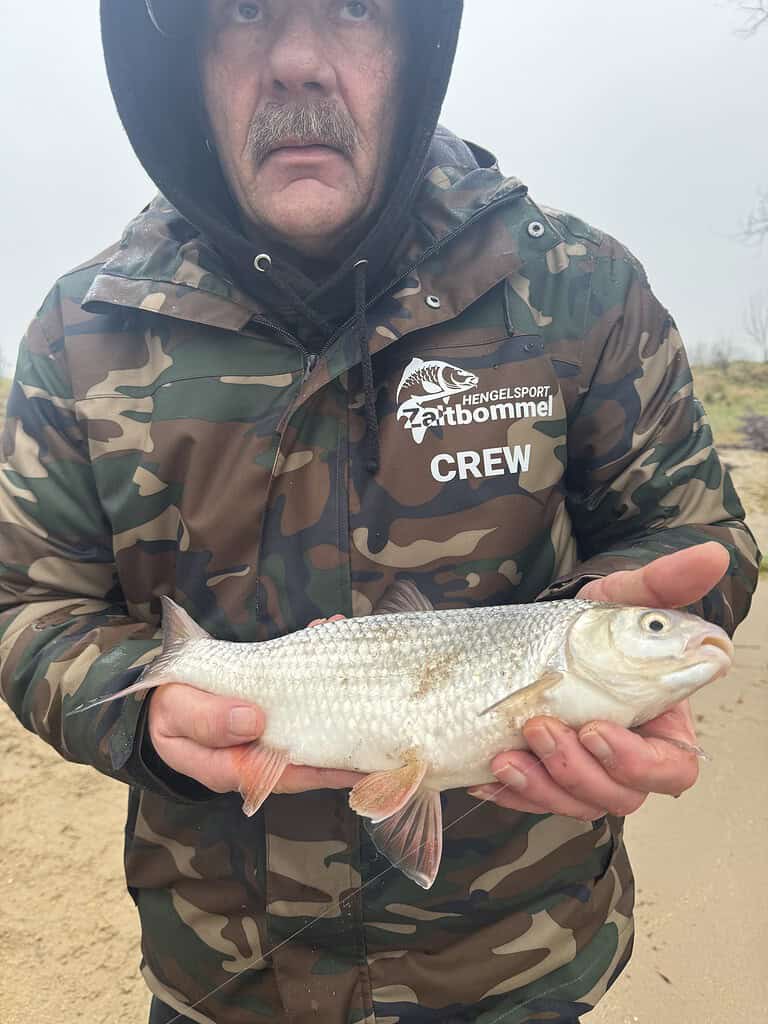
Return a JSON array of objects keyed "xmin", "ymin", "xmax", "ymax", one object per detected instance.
[{"xmin": 2, "ymin": 455, "xmax": 766, "ymax": 1024}]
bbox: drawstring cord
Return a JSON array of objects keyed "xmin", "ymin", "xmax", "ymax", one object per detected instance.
[
  {"xmin": 255, "ymin": 252, "xmax": 381, "ymax": 475},
  {"xmin": 354, "ymin": 259, "xmax": 380, "ymax": 475}
]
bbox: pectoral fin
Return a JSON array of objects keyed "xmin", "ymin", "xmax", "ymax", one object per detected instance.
[
  {"xmin": 364, "ymin": 787, "xmax": 443, "ymax": 890},
  {"xmin": 479, "ymin": 670, "xmax": 564, "ymax": 719},
  {"xmin": 374, "ymin": 580, "xmax": 435, "ymax": 616},
  {"xmin": 349, "ymin": 759, "xmax": 428, "ymax": 822},
  {"xmin": 238, "ymin": 744, "xmax": 291, "ymax": 817}
]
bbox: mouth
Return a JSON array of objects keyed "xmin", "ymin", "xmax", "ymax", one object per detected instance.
[
  {"xmin": 266, "ymin": 140, "xmax": 343, "ymax": 160},
  {"xmin": 699, "ymin": 634, "xmax": 735, "ymax": 659}
]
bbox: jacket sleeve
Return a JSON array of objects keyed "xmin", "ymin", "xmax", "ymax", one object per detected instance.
[
  {"xmin": 539, "ymin": 245, "xmax": 761, "ymax": 634},
  {"xmin": 0, "ymin": 308, "xmax": 191, "ymax": 796}
]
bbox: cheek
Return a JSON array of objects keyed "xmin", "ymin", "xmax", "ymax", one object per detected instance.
[{"xmin": 203, "ymin": 61, "xmax": 262, "ymax": 155}]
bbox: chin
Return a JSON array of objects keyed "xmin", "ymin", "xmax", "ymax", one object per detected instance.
[{"xmin": 252, "ymin": 185, "xmax": 364, "ymax": 255}]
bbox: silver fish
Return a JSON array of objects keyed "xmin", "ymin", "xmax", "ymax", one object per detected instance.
[{"xmin": 71, "ymin": 581, "xmax": 733, "ymax": 889}]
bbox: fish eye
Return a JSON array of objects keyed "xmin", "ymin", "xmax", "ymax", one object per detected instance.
[{"xmin": 641, "ymin": 612, "xmax": 670, "ymax": 634}]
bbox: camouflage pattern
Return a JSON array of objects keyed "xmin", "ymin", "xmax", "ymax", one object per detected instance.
[{"xmin": 0, "ymin": 143, "xmax": 759, "ymax": 1023}]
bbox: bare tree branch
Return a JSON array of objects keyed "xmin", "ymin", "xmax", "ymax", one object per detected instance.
[
  {"xmin": 742, "ymin": 192, "xmax": 768, "ymax": 244},
  {"xmin": 744, "ymin": 291, "xmax": 768, "ymax": 361},
  {"xmin": 732, "ymin": 1, "xmax": 768, "ymax": 36}
]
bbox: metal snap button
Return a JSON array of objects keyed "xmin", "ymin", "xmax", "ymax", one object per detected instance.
[
  {"xmin": 527, "ymin": 221, "xmax": 546, "ymax": 239},
  {"xmin": 254, "ymin": 253, "xmax": 272, "ymax": 272},
  {"xmin": 425, "ymin": 295, "xmax": 441, "ymax": 309}
]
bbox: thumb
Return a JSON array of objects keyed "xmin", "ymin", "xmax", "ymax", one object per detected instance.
[
  {"xmin": 578, "ymin": 542, "xmax": 730, "ymax": 608},
  {"xmin": 151, "ymin": 685, "xmax": 266, "ymax": 749}
]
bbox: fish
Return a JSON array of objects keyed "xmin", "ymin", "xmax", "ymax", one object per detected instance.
[{"xmin": 69, "ymin": 581, "xmax": 733, "ymax": 889}]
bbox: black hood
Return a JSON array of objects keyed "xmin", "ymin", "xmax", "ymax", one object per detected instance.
[{"xmin": 100, "ymin": 0, "xmax": 465, "ymax": 333}]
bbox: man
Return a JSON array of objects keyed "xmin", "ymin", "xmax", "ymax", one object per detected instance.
[{"xmin": 0, "ymin": 1, "xmax": 759, "ymax": 1022}]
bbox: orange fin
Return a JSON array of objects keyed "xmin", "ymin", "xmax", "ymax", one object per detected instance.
[
  {"xmin": 365, "ymin": 787, "xmax": 443, "ymax": 890},
  {"xmin": 349, "ymin": 760, "xmax": 428, "ymax": 823},
  {"xmin": 238, "ymin": 744, "xmax": 291, "ymax": 817}
]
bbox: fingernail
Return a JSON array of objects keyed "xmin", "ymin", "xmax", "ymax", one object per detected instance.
[
  {"xmin": 495, "ymin": 765, "xmax": 528, "ymax": 790},
  {"xmin": 468, "ymin": 787, "xmax": 494, "ymax": 801},
  {"xmin": 229, "ymin": 707, "xmax": 261, "ymax": 737},
  {"xmin": 526, "ymin": 724, "xmax": 557, "ymax": 758},
  {"xmin": 581, "ymin": 730, "xmax": 614, "ymax": 765}
]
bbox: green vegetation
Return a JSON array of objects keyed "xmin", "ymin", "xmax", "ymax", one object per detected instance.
[{"xmin": 692, "ymin": 361, "xmax": 768, "ymax": 446}]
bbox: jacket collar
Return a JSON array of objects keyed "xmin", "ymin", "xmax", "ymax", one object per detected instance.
[{"xmin": 83, "ymin": 131, "xmax": 538, "ymax": 331}]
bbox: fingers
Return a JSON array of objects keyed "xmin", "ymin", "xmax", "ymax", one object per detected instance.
[
  {"xmin": 308, "ymin": 614, "xmax": 346, "ymax": 628},
  {"xmin": 580, "ymin": 720, "xmax": 700, "ymax": 797},
  {"xmin": 150, "ymin": 684, "xmax": 265, "ymax": 748},
  {"xmin": 578, "ymin": 542, "xmax": 730, "ymax": 609},
  {"xmin": 470, "ymin": 750, "xmax": 610, "ymax": 821},
  {"xmin": 148, "ymin": 684, "xmax": 363, "ymax": 798},
  {"xmin": 471, "ymin": 717, "xmax": 646, "ymax": 819}
]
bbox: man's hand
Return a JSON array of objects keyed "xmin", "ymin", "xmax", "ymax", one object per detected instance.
[
  {"xmin": 469, "ymin": 542, "xmax": 730, "ymax": 820},
  {"xmin": 148, "ymin": 613, "xmax": 361, "ymax": 797}
]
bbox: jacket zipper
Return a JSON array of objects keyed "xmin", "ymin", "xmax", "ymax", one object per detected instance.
[{"xmin": 248, "ymin": 183, "xmax": 528, "ymax": 615}]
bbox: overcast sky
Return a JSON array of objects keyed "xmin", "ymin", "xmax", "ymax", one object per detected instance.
[{"xmin": 1, "ymin": 1, "xmax": 766, "ymax": 371}]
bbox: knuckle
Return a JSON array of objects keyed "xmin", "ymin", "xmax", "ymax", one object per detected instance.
[{"xmin": 191, "ymin": 713, "xmax": 217, "ymax": 747}]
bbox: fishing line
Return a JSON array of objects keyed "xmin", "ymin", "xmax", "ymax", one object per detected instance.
[{"xmin": 160, "ymin": 785, "xmax": 518, "ymax": 1023}]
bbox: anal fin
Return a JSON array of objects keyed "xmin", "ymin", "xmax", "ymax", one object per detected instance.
[
  {"xmin": 364, "ymin": 787, "xmax": 443, "ymax": 890},
  {"xmin": 237, "ymin": 744, "xmax": 290, "ymax": 817},
  {"xmin": 349, "ymin": 759, "xmax": 427, "ymax": 823}
]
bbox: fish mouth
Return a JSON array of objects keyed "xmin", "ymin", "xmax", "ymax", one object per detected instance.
[
  {"xmin": 699, "ymin": 634, "xmax": 734, "ymax": 659},
  {"xmin": 687, "ymin": 632, "xmax": 734, "ymax": 663}
]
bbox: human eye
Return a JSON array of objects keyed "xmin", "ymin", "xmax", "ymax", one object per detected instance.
[
  {"xmin": 339, "ymin": 1, "xmax": 372, "ymax": 21},
  {"xmin": 232, "ymin": 2, "xmax": 265, "ymax": 23}
]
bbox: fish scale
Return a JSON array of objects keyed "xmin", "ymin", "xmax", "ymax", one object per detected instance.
[
  {"xmin": 70, "ymin": 582, "xmax": 733, "ymax": 888},
  {"xmin": 168, "ymin": 602, "xmax": 584, "ymax": 784}
]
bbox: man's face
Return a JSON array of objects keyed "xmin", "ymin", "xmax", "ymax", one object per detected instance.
[{"xmin": 200, "ymin": 0, "xmax": 404, "ymax": 257}]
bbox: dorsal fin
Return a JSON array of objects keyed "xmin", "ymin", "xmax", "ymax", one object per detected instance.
[
  {"xmin": 397, "ymin": 357, "xmax": 425, "ymax": 399},
  {"xmin": 160, "ymin": 596, "xmax": 211, "ymax": 652},
  {"xmin": 374, "ymin": 580, "xmax": 435, "ymax": 616}
]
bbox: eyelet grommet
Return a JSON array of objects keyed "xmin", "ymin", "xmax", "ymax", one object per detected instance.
[
  {"xmin": 425, "ymin": 295, "xmax": 441, "ymax": 309},
  {"xmin": 254, "ymin": 253, "xmax": 272, "ymax": 273},
  {"xmin": 527, "ymin": 221, "xmax": 546, "ymax": 239}
]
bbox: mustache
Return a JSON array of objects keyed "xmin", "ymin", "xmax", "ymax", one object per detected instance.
[{"xmin": 246, "ymin": 102, "xmax": 359, "ymax": 163}]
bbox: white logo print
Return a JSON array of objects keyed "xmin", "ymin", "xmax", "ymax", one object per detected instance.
[{"xmin": 396, "ymin": 358, "xmax": 479, "ymax": 444}]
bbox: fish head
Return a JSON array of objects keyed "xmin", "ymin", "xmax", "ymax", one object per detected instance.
[
  {"xmin": 566, "ymin": 604, "xmax": 734, "ymax": 719},
  {"xmin": 444, "ymin": 367, "xmax": 479, "ymax": 392}
]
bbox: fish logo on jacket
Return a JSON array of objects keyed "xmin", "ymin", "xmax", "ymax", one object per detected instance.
[{"xmin": 396, "ymin": 357, "xmax": 479, "ymax": 444}]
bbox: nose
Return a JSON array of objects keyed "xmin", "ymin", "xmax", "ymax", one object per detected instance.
[{"xmin": 266, "ymin": 12, "xmax": 336, "ymax": 100}]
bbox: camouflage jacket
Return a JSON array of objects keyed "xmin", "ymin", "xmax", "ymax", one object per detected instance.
[{"xmin": 0, "ymin": 147, "xmax": 759, "ymax": 1024}]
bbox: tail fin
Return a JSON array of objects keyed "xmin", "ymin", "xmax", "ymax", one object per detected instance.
[{"xmin": 67, "ymin": 597, "xmax": 211, "ymax": 716}]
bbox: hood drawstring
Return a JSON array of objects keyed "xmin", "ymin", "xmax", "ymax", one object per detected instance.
[
  {"xmin": 255, "ymin": 252, "xmax": 380, "ymax": 475},
  {"xmin": 354, "ymin": 259, "xmax": 380, "ymax": 475}
]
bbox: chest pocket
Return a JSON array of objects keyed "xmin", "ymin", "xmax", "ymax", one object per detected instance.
[{"xmin": 349, "ymin": 326, "xmax": 575, "ymax": 611}]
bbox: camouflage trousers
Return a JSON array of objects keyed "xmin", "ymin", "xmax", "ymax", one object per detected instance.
[{"xmin": 148, "ymin": 997, "xmax": 584, "ymax": 1023}]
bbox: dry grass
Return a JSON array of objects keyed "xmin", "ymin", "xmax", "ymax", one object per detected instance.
[{"xmin": 692, "ymin": 360, "xmax": 768, "ymax": 446}]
